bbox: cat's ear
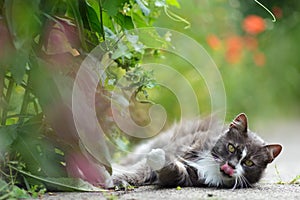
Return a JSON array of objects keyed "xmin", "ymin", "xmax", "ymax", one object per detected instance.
[
  {"xmin": 265, "ymin": 144, "xmax": 282, "ymax": 163},
  {"xmin": 229, "ymin": 113, "xmax": 248, "ymax": 133}
]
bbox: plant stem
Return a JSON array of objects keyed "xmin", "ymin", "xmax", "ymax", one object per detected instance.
[
  {"xmin": 68, "ymin": 0, "xmax": 88, "ymax": 51},
  {"xmin": 18, "ymin": 70, "xmax": 31, "ymax": 124},
  {"xmin": 99, "ymin": 0, "xmax": 105, "ymax": 40},
  {"xmin": 0, "ymin": 68, "xmax": 4, "ymax": 122},
  {"xmin": 1, "ymin": 76, "xmax": 14, "ymax": 125}
]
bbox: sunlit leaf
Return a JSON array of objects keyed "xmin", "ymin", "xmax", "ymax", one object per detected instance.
[
  {"xmin": 86, "ymin": 2, "xmax": 101, "ymax": 33},
  {"xmin": 80, "ymin": 1, "xmax": 103, "ymax": 37},
  {"xmin": 166, "ymin": 0, "xmax": 180, "ymax": 8},
  {"xmin": 155, "ymin": 0, "xmax": 166, "ymax": 7},
  {"xmin": 86, "ymin": 0, "xmax": 100, "ymax": 18}
]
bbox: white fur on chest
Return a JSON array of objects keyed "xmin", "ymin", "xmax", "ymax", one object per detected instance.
[{"xmin": 185, "ymin": 153, "xmax": 232, "ymax": 187}]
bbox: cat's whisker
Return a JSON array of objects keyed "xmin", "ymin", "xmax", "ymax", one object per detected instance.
[
  {"xmin": 239, "ymin": 176, "xmax": 245, "ymax": 189},
  {"xmin": 240, "ymin": 175, "xmax": 252, "ymax": 188},
  {"xmin": 236, "ymin": 174, "xmax": 251, "ymax": 189},
  {"xmin": 231, "ymin": 176, "xmax": 239, "ymax": 190}
]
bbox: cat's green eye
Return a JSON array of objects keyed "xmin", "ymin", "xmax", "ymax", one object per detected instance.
[
  {"xmin": 228, "ymin": 144, "xmax": 235, "ymax": 153},
  {"xmin": 244, "ymin": 160, "xmax": 254, "ymax": 167}
]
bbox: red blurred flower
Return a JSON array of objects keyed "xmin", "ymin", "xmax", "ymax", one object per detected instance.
[
  {"xmin": 45, "ymin": 18, "xmax": 80, "ymax": 56},
  {"xmin": 225, "ymin": 36, "xmax": 243, "ymax": 64},
  {"xmin": 206, "ymin": 34, "xmax": 222, "ymax": 50},
  {"xmin": 272, "ymin": 6, "xmax": 283, "ymax": 19},
  {"xmin": 253, "ymin": 52, "xmax": 266, "ymax": 67},
  {"xmin": 242, "ymin": 15, "xmax": 266, "ymax": 35},
  {"xmin": 244, "ymin": 36, "xmax": 258, "ymax": 51}
]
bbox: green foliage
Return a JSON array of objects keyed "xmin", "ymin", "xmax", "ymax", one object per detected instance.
[
  {"xmin": 0, "ymin": 161, "xmax": 46, "ymax": 199},
  {"xmin": 0, "ymin": 180, "xmax": 31, "ymax": 199},
  {"xmin": 11, "ymin": 164, "xmax": 106, "ymax": 192},
  {"xmin": 0, "ymin": 0, "xmax": 182, "ymax": 196}
]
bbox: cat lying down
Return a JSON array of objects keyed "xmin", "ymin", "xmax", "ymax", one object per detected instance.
[{"xmin": 112, "ymin": 113, "xmax": 282, "ymax": 189}]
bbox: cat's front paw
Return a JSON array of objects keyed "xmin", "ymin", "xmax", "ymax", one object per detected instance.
[
  {"xmin": 112, "ymin": 176, "xmax": 131, "ymax": 190},
  {"xmin": 146, "ymin": 148, "xmax": 166, "ymax": 171}
]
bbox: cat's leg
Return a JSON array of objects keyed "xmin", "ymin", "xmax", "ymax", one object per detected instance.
[
  {"xmin": 146, "ymin": 148, "xmax": 166, "ymax": 170},
  {"xmin": 112, "ymin": 159, "xmax": 156, "ymax": 188},
  {"xmin": 147, "ymin": 148, "xmax": 193, "ymax": 187},
  {"xmin": 156, "ymin": 159, "xmax": 193, "ymax": 187}
]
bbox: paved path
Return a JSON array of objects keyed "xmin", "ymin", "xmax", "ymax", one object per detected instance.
[
  {"xmin": 43, "ymin": 183, "xmax": 300, "ymax": 200},
  {"xmin": 41, "ymin": 119, "xmax": 300, "ymax": 199}
]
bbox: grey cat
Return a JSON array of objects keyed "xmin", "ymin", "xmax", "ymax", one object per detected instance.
[{"xmin": 112, "ymin": 113, "xmax": 282, "ymax": 189}]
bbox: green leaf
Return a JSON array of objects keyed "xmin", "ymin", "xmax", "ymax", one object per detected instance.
[
  {"xmin": 86, "ymin": 0, "xmax": 100, "ymax": 17},
  {"xmin": 10, "ymin": 186, "xmax": 30, "ymax": 198},
  {"xmin": 44, "ymin": 177, "xmax": 106, "ymax": 192},
  {"xmin": 114, "ymin": 13, "xmax": 134, "ymax": 30},
  {"xmin": 0, "ymin": 179, "xmax": 9, "ymax": 191},
  {"xmin": 102, "ymin": 12, "xmax": 115, "ymax": 31},
  {"xmin": 0, "ymin": 124, "xmax": 18, "ymax": 156},
  {"xmin": 39, "ymin": 0, "xmax": 62, "ymax": 16},
  {"xmin": 102, "ymin": 0, "xmax": 126, "ymax": 17},
  {"xmin": 9, "ymin": 50, "xmax": 28, "ymax": 84},
  {"xmin": 10, "ymin": 165, "xmax": 106, "ymax": 192},
  {"xmin": 130, "ymin": 4, "xmax": 149, "ymax": 27},
  {"xmin": 4, "ymin": 0, "xmax": 41, "ymax": 49},
  {"xmin": 12, "ymin": 115, "xmax": 66, "ymax": 178},
  {"xmin": 30, "ymin": 58, "xmax": 62, "ymax": 108},
  {"xmin": 80, "ymin": 0, "xmax": 104, "ymax": 37}
]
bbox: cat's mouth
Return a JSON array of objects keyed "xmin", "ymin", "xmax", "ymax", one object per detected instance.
[
  {"xmin": 220, "ymin": 163, "xmax": 235, "ymax": 177},
  {"xmin": 211, "ymin": 153, "xmax": 236, "ymax": 178}
]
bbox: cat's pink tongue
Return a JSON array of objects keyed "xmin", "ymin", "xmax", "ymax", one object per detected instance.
[{"xmin": 220, "ymin": 163, "xmax": 234, "ymax": 176}]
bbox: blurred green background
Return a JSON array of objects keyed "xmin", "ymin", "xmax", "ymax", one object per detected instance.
[{"xmin": 152, "ymin": 0, "xmax": 300, "ymax": 122}]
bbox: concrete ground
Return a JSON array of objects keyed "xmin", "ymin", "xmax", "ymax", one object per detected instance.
[{"xmin": 41, "ymin": 119, "xmax": 300, "ymax": 200}]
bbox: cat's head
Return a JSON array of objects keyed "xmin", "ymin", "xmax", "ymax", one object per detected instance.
[{"xmin": 211, "ymin": 113, "xmax": 282, "ymax": 188}]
